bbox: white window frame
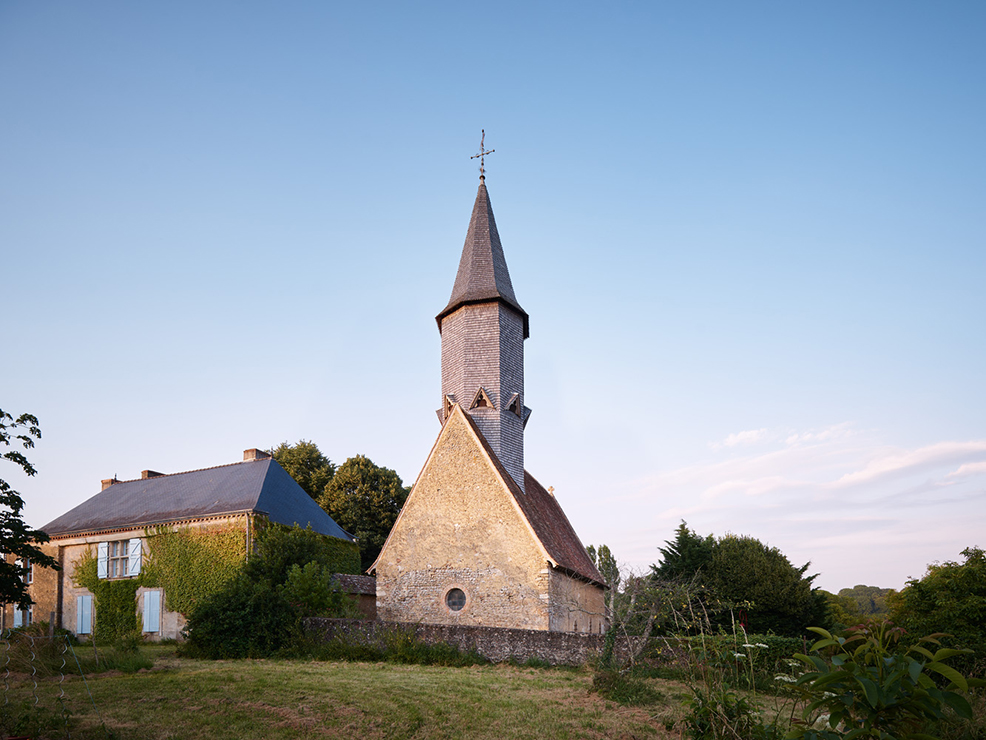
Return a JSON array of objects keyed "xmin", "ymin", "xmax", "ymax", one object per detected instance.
[
  {"xmin": 76, "ymin": 594, "xmax": 93, "ymax": 635},
  {"xmin": 142, "ymin": 589, "xmax": 161, "ymax": 633},
  {"xmin": 97, "ymin": 539, "xmax": 142, "ymax": 579}
]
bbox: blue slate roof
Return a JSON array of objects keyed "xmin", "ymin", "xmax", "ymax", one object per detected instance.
[{"xmin": 41, "ymin": 458, "xmax": 354, "ymax": 541}]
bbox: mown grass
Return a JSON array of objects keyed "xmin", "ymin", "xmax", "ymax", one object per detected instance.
[{"xmin": 0, "ymin": 644, "xmax": 690, "ymax": 739}]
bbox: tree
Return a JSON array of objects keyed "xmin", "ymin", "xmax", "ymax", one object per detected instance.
[
  {"xmin": 0, "ymin": 409, "xmax": 59, "ymax": 609},
  {"xmin": 587, "ymin": 544, "xmax": 621, "ymax": 623},
  {"xmin": 651, "ymin": 522, "xmax": 827, "ymax": 637},
  {"xmin": 270, "ymin": 440, "xmax": 335, "ymax": 500},
  {"xmin": 318, "ymin": 455, "xmax": 409, "ymax": 571},
  {"xmin": 888, "ymin": 547, "xmax": 986, "ymax": 675},
  {"xmin": 651, "ymin": 520, "xmax": 714, "ymax": 582},
  {"xmin": 705, "ymin": 534, "xmax": 826, "ymax": 636},
  {"xmin": 837, "ymin": 584, "xmax": 892, "ymax": 616}
]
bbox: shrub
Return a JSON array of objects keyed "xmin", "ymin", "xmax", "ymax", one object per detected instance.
[{"xmin": 788, "ymin": 620, "xmax": 980, "ymax": 739}]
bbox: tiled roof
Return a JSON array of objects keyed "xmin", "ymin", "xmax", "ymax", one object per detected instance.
[
  {"xmin": 436, "ymin": 182, "xmax": 530, "ymax": 338},
  {"xmin": 459, "ymin": 409, "xmax": 605, "ymax": 587},
  {"xmin": 41, "ymin": 458, "xmax": 354, "ymax": 542}
]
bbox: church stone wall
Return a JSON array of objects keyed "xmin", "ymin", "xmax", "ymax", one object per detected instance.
[
  {"xmin": 375, "ymin": 411, "xmax": 550, "ymax": 629},
  {"xmin": 547, "ymin": 570, "xmax": 607, "ymax": 634}
]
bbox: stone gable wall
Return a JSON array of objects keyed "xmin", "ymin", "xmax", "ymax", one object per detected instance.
[{"xmin": 376, "ymin": 410, "xmax": 549, "ymax": 629}]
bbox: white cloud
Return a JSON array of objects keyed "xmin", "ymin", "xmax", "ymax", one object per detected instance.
[
  {"xmin": 948, "ymin": 461, "xmax": 986, "ymax": 478},
  {"xmin": 719, "ymin": 428, "xmax": 769, "ymax": 448},
  {"xmin": 611, "ymin": 425, "xmax": 986, "ymax": 591}
]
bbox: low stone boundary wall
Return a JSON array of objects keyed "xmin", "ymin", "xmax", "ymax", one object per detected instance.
[{"xmin": 305, "ymin": 618, "xmax": 651, "ymax": 666}]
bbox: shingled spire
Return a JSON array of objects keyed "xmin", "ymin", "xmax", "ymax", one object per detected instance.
[
  {"xmin": 436, "ymin": 182, "xmax": 530, "ymax": 338},
  {"xmin": 437, "ymin": 180, "xmax": 530, "ymax": 490}
]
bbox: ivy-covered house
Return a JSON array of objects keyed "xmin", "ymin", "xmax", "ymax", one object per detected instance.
[{"xmin": 8, "ymin": 448, "xmax": 358, "ymax": 640}]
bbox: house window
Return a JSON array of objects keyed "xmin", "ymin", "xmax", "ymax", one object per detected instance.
[
  {"xmin": 77, "ymin": 594, "xmax": 93, "ymax": 635},
  {"xmin": 108, "ymin": 541, "xmax": 128, "ymax": 578},
  {"xmin": 15, "ymin": 557, "xmax": 31, "ymax": 584},
  {"xmin": 445, "ymin": 588, "xmax": 466, "ymax": 611},
  {"xmin": 13, "ymin": 605, "xmax": 31, "ymax": 629},
  {"xmin": 142, "ymin": 590, "xmax": 161, "ymax": 634},
  {"xmin": 97, "ymin": 539, "xmax": 142, "ymax": 579}
]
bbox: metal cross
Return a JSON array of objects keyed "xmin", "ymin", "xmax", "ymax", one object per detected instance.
[{"xmin": 471, "ymin": 129, "xmax": 494, "ymax": 180}]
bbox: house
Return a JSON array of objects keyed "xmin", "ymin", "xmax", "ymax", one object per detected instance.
[
  {"xmin": 372, "ymin": 173, "xmax": 607, "ymax": 633},
  {"xmin": 8, "ymin": 448, "xmax": 356, "ymax": 639}
]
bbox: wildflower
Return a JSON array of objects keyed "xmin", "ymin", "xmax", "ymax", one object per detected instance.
[
  {"xmin": 733, "ymin": 652, "xmax": 746, "ymax": 659},
  {"xmin": 755, "ymin": 643, "xmax": 768, "ymax": 648},
  {"xmin": 774, "ymin": 675, "xmax": 796, "ymax": 683}
]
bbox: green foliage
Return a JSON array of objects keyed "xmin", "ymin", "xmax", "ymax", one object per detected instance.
[
  {"xmin": 183, "ymin": 524, "xmax": 360, "ymax": 659},
  {"xmin": 839, "ymin": 585, "xmax": 893, "ymax": 617},
  {"xmin": 707, "ymin": 535, "xmax": 825, "ymax": 636},
  {"xmin": 889, "ymin": 548, "xmax": 986, "ymax": 677},
  {"xmin": 270, "ymin": 439, "xmax": 335, "ymax": 500},
  {"xmin": 318, "ymin": 455, "xmax": 409, "ymax": 571},
  {"xmin": 281, "ymin": 561, "xmax": 356, "ymax": 619},
  {"xmin": 684, "ymin": 687, "xmax": 781, "ymax": 740},
  {"xmin": 142, "ymin": 524, "xmax": 247, "ymax": 615},
  {"xmin": 182, "ymin": 576, "xmax": 296, "ymax": 659},
  {"xmin": 71, "ymin": 549, "xmax": 140, "ymax": 644},
  {"xmin": 0, "ymin": 408, "xmax": 59, "ymax": 608},
  {"xmin": 821, "ymin": 590, "xmax": 864, "ymax": 629},
  {"xmin": 650, "ymin": 522, "xmax": 826, "ymax": 637},
  {"xmin": 244, "ymin": 522, "xmax": 360, "ymax": 582},
  {"xmin": 587, "ymin": 543, "xmax": 620, "ymax": 623},
  {"xmin": 789, "ymin": 620, "xmax": 980, "ymax": 739},
  {"xmin": 652, "ymin": 521, "xmax": 715, "ymax": 582}
]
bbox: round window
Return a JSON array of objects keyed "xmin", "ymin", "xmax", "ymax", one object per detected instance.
[{"xmin": 445, "ymin": 588, "xmax": 466, "ymax": 611}]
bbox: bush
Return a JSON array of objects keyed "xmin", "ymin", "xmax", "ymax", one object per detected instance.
[
  {"xmin": 182, "ymin": 525, "xmax": 360, "ymax": 659},
  {"xmin": 593, "ymin": 669, "xmax": 663, "ymax": 706},
  {"xmin": 788, "ymin": 620, "xmax": 981, "ymax": 739}
]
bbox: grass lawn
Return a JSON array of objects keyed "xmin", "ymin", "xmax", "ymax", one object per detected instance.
[{"xmin": 0, "ymin": 645, "xmax": 695, "ymax": 739}]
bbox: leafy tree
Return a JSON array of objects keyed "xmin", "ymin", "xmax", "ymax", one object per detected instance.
[
  {"xmin": 587, "ymin": 544, "xmax": 621, "ymax": 623},
  {"xmin": 705, "ymin": 534, "xmax": 826, "ymax": 636},
  {"xmin": 651, "ymin": 523, "xmax": 826, "ymax": 637},
  {"xmin": 318, "ymin": 455, "xmax": 409, "ymax": 571},
  {"xmin": 270, "ymin": 439, "xmax": 335, "ymax": 500},
  {"xmin": 651, "ymin": 521, "xmax": 714, "ymax": 582},
  {"xmin": 820, "ymin": 589, "xmax": 863, "ymax": 629},
  {"xmin": 888, "ymin": 547, "xmax": 986, "ymax": 676},
  {"xmin": 838, "ymin": 584, "xmax": 892, "ymax": 616},
  {"xmin": 0, "ymin": 409, "xmax": 58, "ymax": 608}
]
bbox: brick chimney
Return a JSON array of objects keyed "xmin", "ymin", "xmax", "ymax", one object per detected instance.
[
  {"xmin": 141, "ymin": 470, "xmax": 164, "ymax": 479},
  {"xmin": 101, "ymin": 478, "xmax": 118, "ymax": 491},
  {"xmin": 243, "ymin": 448, "xmax": 271, "ymax": 461}
]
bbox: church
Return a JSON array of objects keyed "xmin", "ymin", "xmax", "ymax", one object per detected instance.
[{"xmin": 372, "ymin": 158, "xmax": 607, "ymax": 633}]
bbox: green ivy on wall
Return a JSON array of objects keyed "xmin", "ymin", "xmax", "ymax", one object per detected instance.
[
  {"xmin": 142, "ymin": 524, "xmax": 248, "ymax": 616},
  {"xmin": 72, "ymin": 550, "xmax": 140, "ymax": 644}
]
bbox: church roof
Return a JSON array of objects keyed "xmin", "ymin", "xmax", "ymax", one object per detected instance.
[
  {"xmin": 458, "ymin": 408, "xmax": 605, "ymax": 587},
  {"xmin": 436, "ymin": 182, "xmax": 530, "ymax": 338},
  {"xmin": 41, "ymin": 457, "xmax": 354, "ymax": 542}
]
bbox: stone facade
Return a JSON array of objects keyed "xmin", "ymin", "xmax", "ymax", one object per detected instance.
[{"xmin": 376, "ymin": 407, "xmax": 551, "ymax": 629}]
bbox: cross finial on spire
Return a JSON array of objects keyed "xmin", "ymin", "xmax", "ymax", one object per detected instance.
[{"xmin": 471, "ymin": 129, "xmax": 494, "ymax": 181}]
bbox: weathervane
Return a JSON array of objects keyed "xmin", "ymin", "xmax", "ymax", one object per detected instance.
[{"xmin": 471, "ymin": 129, "xmax": 494, "ymax": 180}]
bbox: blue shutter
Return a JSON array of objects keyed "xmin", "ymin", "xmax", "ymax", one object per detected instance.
[
  {"xmin": 142, "ymin": 590, "xmax": 160, "ymax": 633},
  {"xmin": 76, "ymin": 594, "xmax": 92, "ymax": 635},
  {"xmin": 97, "ymin": 542, "xmax": 108, "ymax": 579},
  {"xmin": 128, "ymin": 539, "xmax": 142, "ymax": 577}
]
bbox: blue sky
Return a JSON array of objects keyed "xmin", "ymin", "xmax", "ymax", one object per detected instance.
[{"xmin": 2, "ymin": 2, "xmax": 984, "ymax": 592}]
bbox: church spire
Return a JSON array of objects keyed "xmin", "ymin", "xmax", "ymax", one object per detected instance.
[
  {"xmin": 436, "ymin": 181, "xmax": 529, "ymax": 337},
  {"xmin": 436, "ymin": 173, "xmax": 530, "ymax": 490}
]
